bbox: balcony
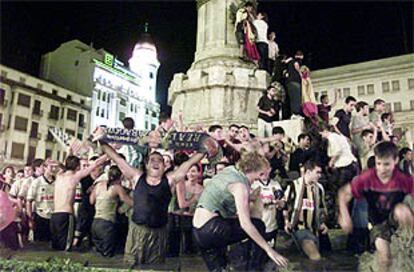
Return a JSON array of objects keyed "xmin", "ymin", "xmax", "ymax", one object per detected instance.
[
  {"xmin": 48, "ymin": 112, "xmax": 59, "ymax": 121},
  {"xmin": 32, "ymin": 110, "xmax": 44, "ymax": 117},
  {"xmin": 0, "ymin": 99, "xmax": 8, "ymax": 108},
  {"xmin": 29, "ymin": 132, "xmax": 42, "ymax": 140}
]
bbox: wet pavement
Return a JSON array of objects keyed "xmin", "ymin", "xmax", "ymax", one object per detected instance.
[{"xmin": 0, "ymin": 229, "xmax": 359, "ymax": 271}]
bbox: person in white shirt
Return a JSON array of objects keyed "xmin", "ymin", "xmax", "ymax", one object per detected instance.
[
  {"xmin": 253, "ymin": 12, "xmax": 269, "ymax": 71},
  {"xmin": 268, "ymin": 31, "xmax": 279, "ymax": 74}
]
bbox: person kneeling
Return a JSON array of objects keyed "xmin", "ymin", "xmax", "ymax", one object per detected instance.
[{"xmin": 284, "ymin": 160, "xmax": 328, "ymax": 261}]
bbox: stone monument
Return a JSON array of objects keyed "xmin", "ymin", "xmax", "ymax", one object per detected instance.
[{"xmin": 168, "ymin": 0, "xmax": 270, "ymax": 129}]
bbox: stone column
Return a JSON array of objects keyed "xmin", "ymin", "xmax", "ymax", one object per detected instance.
[{"xmin": 168, "ymin": 0, "xmax": 270, "ymax": 130}]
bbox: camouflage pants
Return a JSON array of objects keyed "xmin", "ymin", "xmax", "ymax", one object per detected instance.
[{"xmin": 124, "ymin": 220, "xmax": 167, "ymax": 265}]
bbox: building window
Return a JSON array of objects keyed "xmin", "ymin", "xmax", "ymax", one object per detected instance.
[
  {"xmin": 11, "ymin": 142, "xmax": 25, "ymax": 159},
  {"xmin": 49, "ymin": 105, "xmax": 60, "ymax": 120},
  {"xmin": 52, "ymin": 89, "xmax": 58, "ymax": 96},
  {"xmin": 149, "ymin": 72, "xmax": 154, "ymax": 79},
  {"xmin": 152, "ymin": 112, "xmax": 157, "ymax": 118},
  {"xmin": 119, "ymin": 112, "xmax": 126, "ymax": 121},
  {"xmin": 66, "ymin": 129, "xmax": 75, "ymax": 136},
  {"xmin": 14, "ymin": 116, "xmax": 28, "ymax": 132},
  {"xmin": 77, "ymin": 133, "xmax": 83, "ymax": 140},
  {"xmin": 130, "ymin": 104, "xmax": 134, "ymax": 112},
  {"xmin": 45, "ymin": 149, "xmax": 52, "ymax": 159},
  {"xmin": 74, "ymin": 60, "xmax": 79, "ymax": 66},
  {"xmin": 101, "ymin": 108, "xmax": 105, "ymax": 118},
  {"xmin": 96, "ymin": 107, "xmax": 100, "ymax": 116},
  {"xmin": 392, "ymin": 80, "xmax": 400, "ymax": 91},
  {"xmin": 107, "ymin": 95, "xmax": 111, "ymax": 104},
  {"xmin": 382, "ymin": 82, "xmax": 390, "ymax": 93},
  {"xmin": 33, "ymin": 100, "xmax": 41, "ymax": 115},
  {"xmin": 102, "ymin": 92, "xmax": 106, "ymax": 102},
  {"xmin": 120, "ymin": 98, "xmax": 127, "ymax": 106},
  {"xmin": 320, "ymin": 90, "xmax": 327, "ymax": 97},
  {"xmin": 1, "ymin": 70, "xmax": 7, "ymax": 77},
  {"xmin": 67, "ymin": 95, "xmax": 72, "ymax": 101},
  {"xmin": 357, "ymin": 85, "xmax": 365, "ymax": 96},
  {"xmin": 17, "ymin": 93, "xmax": 31, "ymax": 107},
  {"xmin": 57, "ymin": 151, "xmax": 61, "ymax": 161},
  {"xmin": 385, "ymin": 103, "xmax": 391, "ymax": 112},
  {"xmin": 19, "ymin": 77, "xmax": 26, "ymax": 83},
  {"xmin": 46, "ymin": 130, "xmax": 54, "ymax": 142},
  {"xmin": 78, "ymin": 114, "xmax": 85, "ymax": 128},
  {"xmin": 367, "ymin": 84, "xmax": 375, "ymax": 95},
  {"xmin": 145, "ymin": 121, "xmax": 148, "ymax": 130},
  {"xmin": 151, "ymin": 124, "xmax": 156, "ymax": 130},
  {"xmin": 37, "ymin": 83, "xmax": 43, "ymax": 89},
  {"xmin": 61, "ymin": 108, "xmax": 65, "ymax": 119},
  {"xmin": 408, "ymin": 78, "xmax": 414, "ymax": 90},
  {"xmin": 30, "ymin": 122, "xmax": 39, "ymax": 138},
  {"xmin": 97, "ymin": 90, "xmax": 101, "ymax": 100},
  {"xmin": 67, "ymin": 109, "xmax": 77, "ymax": 121},
  {"xmin": 145, "ymin": 109, "xmax": 149, "ymax": 115},
  {"xmin": 0, "ymin": 88, "xmax": 5, "ymax": 105},
  {"xmin": 393, "ymin": 102, "xmax": 402, "ymax": 112},
  {"xmin": 27, "ymin": 146, "xmax": 36, "ymax": 164},
  {"xmin": 80, "ymin": 99, "xmax": 85, "ymax": 105},
  {"xmin": 343, "ymin": 88, "xmax": 350, "ymax": 97},
  {"xmin": 410, "ymin": 100, "xmax": 414, "ymax": 110}
]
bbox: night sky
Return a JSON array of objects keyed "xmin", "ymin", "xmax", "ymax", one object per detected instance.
[{"xmin": 1, "ymin": 1, "xmax": 413, "ymax": 112}]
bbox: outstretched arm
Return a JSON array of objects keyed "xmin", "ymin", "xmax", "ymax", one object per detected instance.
[
  {"xmin": 230, "ymin": 183, "xmax": 288, "ymax": 268},
  {"xmin": 100, "ymin": 144, "xmax": 142, "ymax": 182},
  {"xmin": 74, "ymin": 154, "xmax": 108, "ymax": 181},
  {"xmin": 167, "ymin": 152, "xmax": 205, "ymax": 187}
]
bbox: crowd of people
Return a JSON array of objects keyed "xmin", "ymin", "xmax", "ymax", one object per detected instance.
[
  {"xmin": 0, "ymin": 2, "xmax": 413, "ymax": 271},
  {"xmin": 0, "ymin": 101, "xmax": 413, "ymax": 271}
]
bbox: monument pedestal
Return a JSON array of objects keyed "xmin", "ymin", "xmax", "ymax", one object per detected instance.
[{"xmin": 168, "ymin": 0, "xmax": 270, "ymax": 130}]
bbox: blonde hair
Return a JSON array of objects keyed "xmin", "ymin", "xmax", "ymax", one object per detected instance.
[{"xmin": 236, "ymin": 151, "xmax": 270, "ymax": 174}]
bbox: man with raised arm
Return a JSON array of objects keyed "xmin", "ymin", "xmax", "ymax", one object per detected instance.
[
  {"xmin": 50, "ymin": 154, "xmax": 108, "ymax": 251},
  {"xmin": 93, "ymin": 128, "xmax": 206, "ymax": 265}
]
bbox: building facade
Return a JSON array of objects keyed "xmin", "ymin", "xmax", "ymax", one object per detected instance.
[
  {"xmin": 40, "ymin": 39, "xmax": 160, "ymax": 132},
  {"xmin": 0, "ymin": 64, "xmax": 91, "ymax": 168},
  {"xmin": 312, "ymin": 54, "xmax": 414, "ymax": 148}
]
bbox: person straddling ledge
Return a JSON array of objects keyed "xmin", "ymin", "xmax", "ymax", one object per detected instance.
[
  {"xmin": 283, "ymin": 160, "xmax": 328, "ymax": 261},
  {"xmin": 192, "ymin": 151, "xmax": 288, "ymax": 271},
  {"xmin": 51, "ymin": 154, "xmax": 108, "ymax": 251},
  {"xmin": 338, "ymin": 141, "xmax": 414, "ymax": 272}
]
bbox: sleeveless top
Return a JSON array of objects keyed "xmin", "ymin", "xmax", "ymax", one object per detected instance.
[
  {"xmin": 94, "ymin": 185, "xmax": 118, "ymax": 223},
  {"xmin": 197, "ymin": 166, "xmax": 250, "ymax": 218},
  {"xmin": 132, "ymin": 174, "xmax": 172, "ymax": 228}
]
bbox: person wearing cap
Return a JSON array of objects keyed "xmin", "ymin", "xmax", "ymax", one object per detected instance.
[{"xmin": 26, "ymin": 159, "xmax": 59, "ymax": 241}]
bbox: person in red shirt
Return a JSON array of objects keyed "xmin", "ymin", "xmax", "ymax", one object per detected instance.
[{"xmin": 338, "ymin": 141, "xmax": 414, "ymax": 272}]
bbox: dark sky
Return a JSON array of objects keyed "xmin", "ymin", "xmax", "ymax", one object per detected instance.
[{"xmin": 1, "ymin": 1, "xmax": 413, "ymax": 112}]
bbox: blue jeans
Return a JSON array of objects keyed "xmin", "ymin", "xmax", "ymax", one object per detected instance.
[{"xmin": 351, "ymin": 198, "xmax": 368, "ymax": 228}]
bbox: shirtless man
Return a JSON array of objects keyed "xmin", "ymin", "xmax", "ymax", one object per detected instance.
[{"xmin": 50, "ymin": 154, "xmax": 107, "ymax": 251}]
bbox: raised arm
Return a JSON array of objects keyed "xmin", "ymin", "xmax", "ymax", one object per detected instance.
[
  {"xmin": 338, "ymin": 183, "xmax": 354, "ymax": 233},
  {"xmin": 100, "ymin": 144, "xmax": 142, "ymax": 182},
  {"xmin": 167, "ymin": 152, "xmax": 205, "ymax": 187},
  {"xmin": 229, "ymin": 182, "xmax": 288, "ymax": 267},
  {"xmin": 74, "ymin": 154, "xmax": 108, "ymax": 181}
]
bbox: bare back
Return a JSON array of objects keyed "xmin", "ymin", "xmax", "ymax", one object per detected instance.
[{"xmin": 54, "ymin": 171, "xmax": 82, "ymax": 214}]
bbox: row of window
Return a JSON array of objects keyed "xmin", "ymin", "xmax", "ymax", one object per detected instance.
[{"xmin": 5, "ymin": 140, "xmax": 73, "ymax": 163}]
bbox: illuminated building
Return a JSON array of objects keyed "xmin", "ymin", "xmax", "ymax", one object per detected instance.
[
  {"xmin": 0, "ymin": 64, "xmax": 91, "ymax": 168},
  {"xmin": 40, "ymin": 38, "xmax": 160, "ymax": 132},
  {"xmin": 312, "ymin": 54, "xmax": 414, "ymax": 148}
]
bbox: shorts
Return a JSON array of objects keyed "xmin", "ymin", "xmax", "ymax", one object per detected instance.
[
  {"xmin": 235, "ymin": 23, "xmax": 245, "ymax": 45},
  {"xmin": 293, "ymin": 229, "xmax": 319, "ymax": 247},
  {"xmin": 370, "ymin": 220, "xmax": 394, "ymax": 246},
  {"xmin": 50, "ymin": 212, "xmax": 75, "ymax": 251}
]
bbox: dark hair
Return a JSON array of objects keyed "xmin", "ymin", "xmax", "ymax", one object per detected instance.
[
  {"xmin": 399, "ymin": 147, "xmax": 412, "ymax": 160},
  {"xmin": 65, "ymin": 155, "xmax": 80, "ymax": 171},
  {"xmin": 258, "ymin": 12, "xmax": 268, "ymax": 22},
  {"xmin": 158, "ymin": 112, "xmax": 171, "ymax": 124},
  {"xmin": 303, "ymin": 160, "xmax": 321, "ymax": 172},
  {"xmin": 190, "ymin": 164, "xmax": 202, "ymax": 173},
  {"xmin": 17, "ymin": 169, "xmax": 24, "ymax": 175},
  {"xmin": 2, "ymin": 165, "xmax": 14, "ymax": 175},
  {"xmin": 244, "ymin": 1, "xmax": 253, "ymax": 7},
  {"xmin": 320, "ymin": 94, "xmax": 328, "ymax": 103},
  {"xmin": 374, "ymin": 99, "xmax": 385, "ymax": 107},
  {"xmin": 367, "ymin": 156, "xmax": 376, "ymax": 168},
  {"xmin": 272, "ymin": 126, "xmax": 285, "ymax": 136},
  {"xmin": 122, "ymin": 117, "xmax": 135, "ymax": 129},
  {"xmin": 229, "ymin": 124, "xmax": 239, "ymax": 130},
  {"xmin": 295, "ymin": 50, "xmax": 304, "ymax": 57},
  {"xmin": 345, "ymin": 96, "xmax": 357, "ymax": 104},
  {"xmin": 208, "ymin": 125, "xmax": 223, "ymax": 133},
  {"xmin": 381, "ymin": 113, "xmax": 391, "ymax": 122},
  {"xmin": 107, "ymin": 165, "xmax": 122, "ymax": 189},
  {"xmin": 361, "ymin": 129, "xmax": 374, "ymax": 138},
  {"xmin": 240, "ymin": 125, "xmax": 249, "ymax": 131},
  {"xmin": 144, "ymin": 151, "xmax": 164, "ymax": 166},
  {"xmin": 174, "ymin": 152, "xmax": 189, "ymax": 167},
  {"xmin": 355, "ymin": 101, "xmax": 368, "ymax": 112},
  {"xmin": 32, "ymin": 158, "xmax": 44, "ymax": 169},
  {"xmin": 298, "ymin": 133, "xmax": 309, "ymax": 143},
  {"xmin": 374, "ymin": 141, "xmax": 399, "ymax": 159}
]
